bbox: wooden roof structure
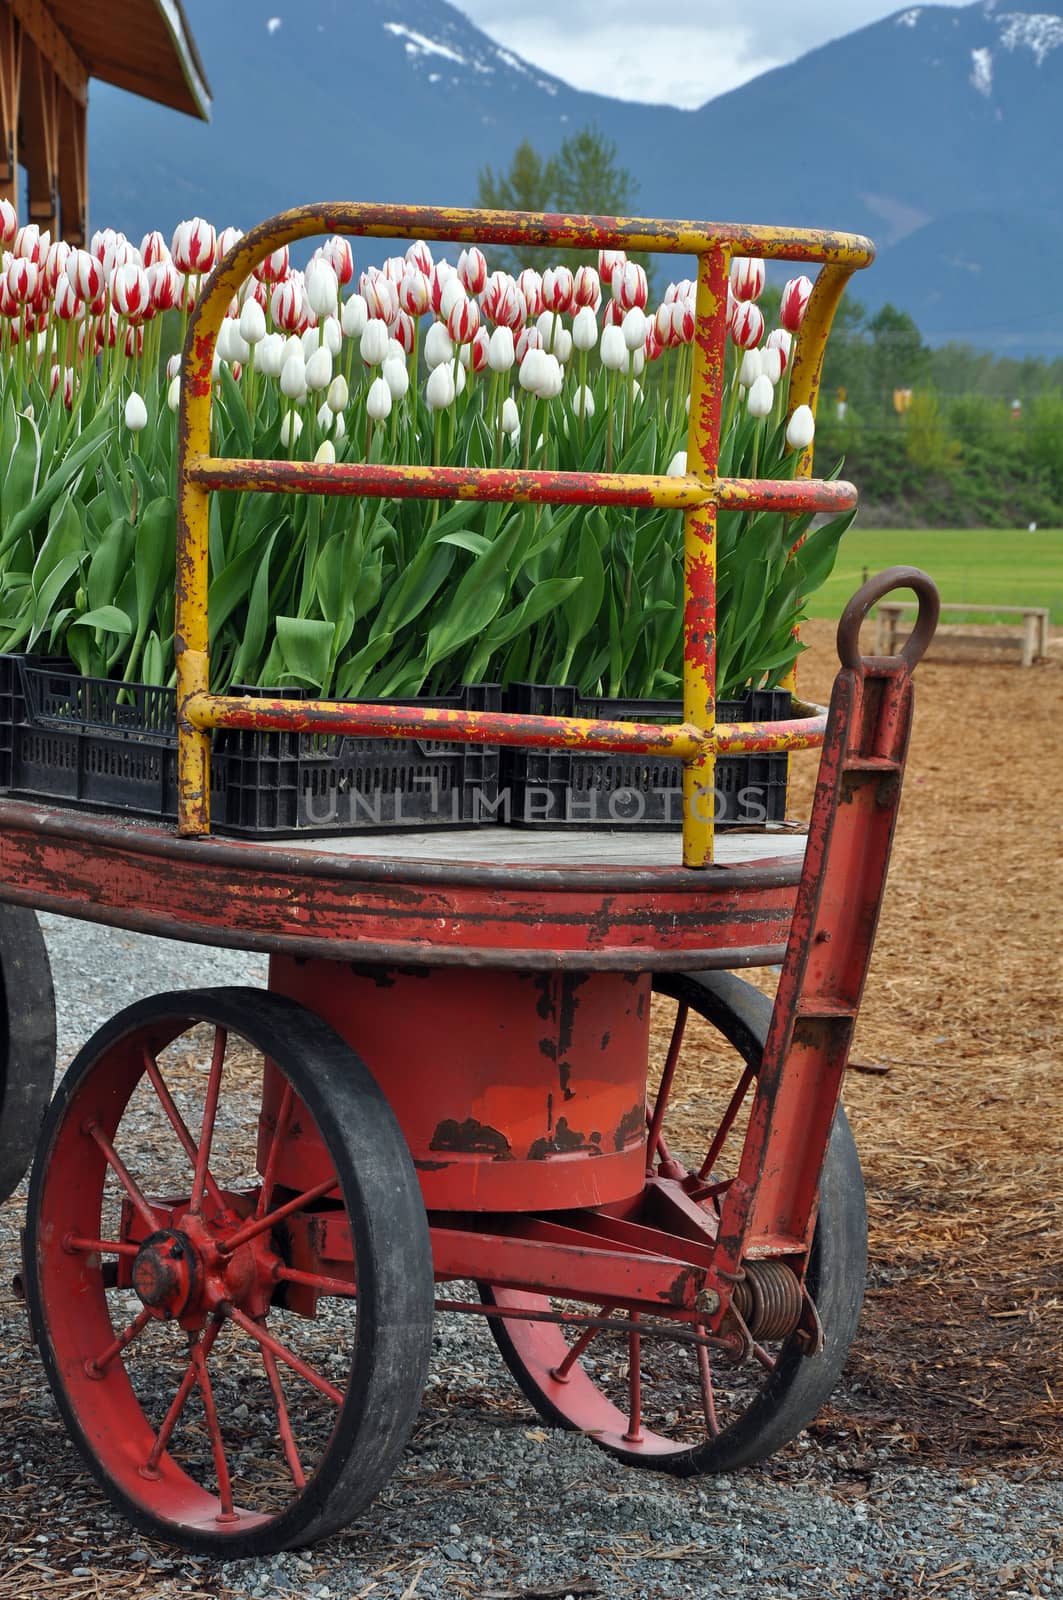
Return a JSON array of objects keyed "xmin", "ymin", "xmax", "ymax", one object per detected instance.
[{"xmin": 0, "ymin": 0, "xmax": 211, "ymax": 246}]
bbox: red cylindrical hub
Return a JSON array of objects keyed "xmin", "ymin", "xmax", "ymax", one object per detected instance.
[{"xmin": 262, "ymin": 959, "xmax": 651, "ymax": 1211}]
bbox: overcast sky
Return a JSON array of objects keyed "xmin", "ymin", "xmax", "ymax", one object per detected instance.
[{"xmin": 452, "ymin": 1, "xmax": 969, "ymax": 107}]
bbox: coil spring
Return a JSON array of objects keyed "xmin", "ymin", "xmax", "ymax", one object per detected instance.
[{"xmin": 732, "ymin": 1260, "xmax": 803, "ymax": 1341}]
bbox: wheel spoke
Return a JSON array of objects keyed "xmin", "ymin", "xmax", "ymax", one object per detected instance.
[
  {"xmin": 190, "ymin": 1329, "xmax": 237, "ymax": 1521},
  {"xmin": 257, "ymin": 1082, "xmax": 295, "ymax": 1220},
  {"xmin": 219, "ymin": 1177, "xmax": 338, "ymax": 1256},
  {"xmin": 64, "ymin": 1234, "xmax": 139, "ymax": 1259},
  {"xmin": 623, "ymin": 1314, "xmax": 643, "ymax": 1443},
  {"xmin": 550, "ymin": 1303, "xmax": 616, "ymax": 1382},
  {"xmin": 189, "ymin": 1027, "xmax": 227, "ymax": 1217},
  {"xmin": 87, "ymin": 1306, "xmax": 154, "ymax": 1376},
  {"xmin": 698, "ymin": 1062, "xmax": 755, "ymax": 1183},
  {"xmin": 696, "ymin": 1342, "xmax": 720, "ymax": 1438},
  {"xmin": 85, "ymin": 1122, "xmax": 159, "ymax": 1235},
  {"xmin": 260, "ymin": 1340, "xmax": 306, "ymax": 1490},
  {"xmin": 646, "ymin": 1003, "xmax": 688, "ymax": 1171},
  {"xmin": 226, "ymin": 1304, "xmax": 344, "ymax": 1406},
  {"xmin": 275, "ymin": 1264, "xmax": 356, "ymax": 1299},
  {"xmin": 144, "ymin": 1319, "xmax": 222, "ymax": 1474},
  {"xmin": 142, "ymin": 1047, "xmax": 225, "ymax": 1212}
]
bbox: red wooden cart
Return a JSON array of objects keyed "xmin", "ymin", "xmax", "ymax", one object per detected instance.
[{"xmin": 0, "ymin": 206, "xmax": 939, "ymax": 1555}]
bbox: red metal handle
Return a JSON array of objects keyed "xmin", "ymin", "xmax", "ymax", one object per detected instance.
[{"xmin": 837, "ymin": 566, "xmax": 940, "ymax": 673}]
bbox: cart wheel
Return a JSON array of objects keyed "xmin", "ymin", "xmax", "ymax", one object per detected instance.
[
  {"xmin": 482, "ymin": 969, "xmax": 866, "ymax": 1474},
  {"xmin": 25, "ymin": 986, "xmax": 433, "ymax": 1555},
  {"xmin": 0, "ymin": 904, "xmax": 56, "ymax": 1204}
]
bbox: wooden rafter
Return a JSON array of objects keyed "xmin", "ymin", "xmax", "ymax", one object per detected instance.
[
  {"xmin": 7, "ymin": 0, "xmax": 84, "ymax": 105},
  {"xmin": 0, "ymin": 5, "xmax": 22, "ymax": 203},
  {"xmin": 21, "ymin": 32, "xmax": 59, "ymax": 233},
  {"xmin": 56, "ymin": 72, "xmax": 85, "ymax": 244}
]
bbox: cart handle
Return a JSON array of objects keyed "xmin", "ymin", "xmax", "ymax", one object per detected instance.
[{"xmin": 837, "ymin": 567, "xmax": 941, "ymax": 672}]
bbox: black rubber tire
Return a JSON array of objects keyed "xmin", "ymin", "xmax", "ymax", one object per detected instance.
[
  {"xmin": 484, "ymin": 969, "xmax": 867, "ymax": 1474},
  {"xmin": 0, "ymin": 904, "xmax": 56, "ymax": 1205},
  {"xmin": 25, "ymin": 987, "xmax": 434, "ymax": 1555}
]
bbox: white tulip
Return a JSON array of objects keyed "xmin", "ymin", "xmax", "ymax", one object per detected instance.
[
  {"xmin": 667, "ymin": 450, "xmax": 688, "ymax": 477},
  {"xmin": 315, "ymin": 438, "xmax": 337, "ymax": 465},
  {"xmin": 283, "ymin": 334, "xmax": 303, "ymax": 366},
  {"xmin": 327, "ymin": 374, "xmax": 349, "ymax": 413},
  {"xmin": 541, "ymin": 353, "xmax": 563, "ymax": 398},
  {"xmin": 255, "ymin": 332, "xmax": 285, "ymax": 378},
  {"xmin": 738, "ymin": 349, "xmax": 763, "ymax": 388},
  {"xmin": 301, "ymin": 328, "xmax": 321, "ymax": 361},
  {"xmin": 424, "ymin": 320, "xmax": 454, "ymax": 369},
  {"xmin": 572, "ymin": 305, "xmax": 598, "ymax": 352},
  {"xmin": 425, "ymin": 363, "xmax": 456, "ymax": 410},
  {"xmin": 382, "ymin": 355, "xmax": 409, "ymax": 400},
  {"xmin": 216, "ymin": 318, "xmax": 238, "ymax": 362},
  {"xmin": 166, "ymin": 353, "xmax": 182, "ymax": 381},
  {"xmin": 322, "ymin": 316, "xmax": 343, "ymax": 357},
  {"xmin": 341, "ymin": 293, "xmax": 369, "ymax": 338},
  {"xmin": 519, "ymin": 347, "xmax": 551, "ymax": 395},
  {"xmin": 632, "ymin": 350, "xmax": 645, "ymax": 378},
  {"xmin": 387, "ymin": 338, "xmax": 407, "ymax": 364},
  {"xmin": 280, "ymin": 410, "xmax": 303, "ymax": 447},
  {"xmin": 454, "ymin": 360, "xmax": 467, "ymax": 396},
  {"xmin": 166, "ymin": 375, "xmax": 181, "ymax": 412},
  {"xmin": 124, "ymin": 391, "xmax": 148, "ymax": 431},
  {"xmin": 572, "ymin": 384, "xmax": 595, "ymax": 419},
  {"xmin": 488, "ymin": 326, "xmax": 514, "ymax": 372},
  {"xmin": 501, "ymin": 396, "xmax": 520, "ymax": 435},
  {"xmin": 305, "ymin": 345, "xmax": 333, "ymax": 392},
  {"xmin": 280, "ymin": 352, "xmax": 307, "ymax": 400},
  {"xmin": 317, "ymin": 401, "xmax": 334, "ymax": 432},
  {"xmin": 760, "ymin": 346, "xmax": 786, "ymax": 386},
  {"xmin": 238, "ymin": 298, "xmax": 266, "ymax": 346},
  {"xmin": 333, "ymin": 412, "xmax": 347, "ymax": 440},
  {"xmin": 536, "ymin": 310, "xmax": 564, "ymax": 353},
  {"xmin": 600, "ymin": 324, "xmax": 627, "ymax": 371},
  {"xmin": 366, "ymin": 375, "xmax": 393, "ymax": 421},
  {"xmin": 305, "ymin": 258, "xmax": 339, "ymax": 319},
  {"xmin": 621, "ymin": 307, "xmax": 648, "ymax": 351},
  {"xmin": 785, "ymin": 404, "xmax": 816, "ymax": 450},
  {"xmin": 747, "ymin": 373, "xmax": 774, "ymax": 418},
  {"xmin": 553, "ymin": 328, "xmax": 573, "ymax": 365},
  {"xmin": 359, "ymin": 318, "xmax": 389, "ymax": 366}
]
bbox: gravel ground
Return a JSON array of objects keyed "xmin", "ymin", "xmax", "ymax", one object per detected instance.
[{"xmin": 0, "ymin": 914, "xmax": 1059, "ymax": 1600}]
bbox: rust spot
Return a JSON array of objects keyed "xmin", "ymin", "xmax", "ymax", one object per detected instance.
[
  {"xmin": 613, "ymin": 1101, "xmax": 645, "ymax": 1152},
  {"xmin": 429, "ymin": 1118, "xmax": 512, "ymax": 1158},
  {"xmin": 664, "ymin": 1265, "xmax": 703, "ymax": 1308},
  {"xmin": 413, "ymin": 1159, "xmax": 451, "ymax": 1172},
  {"xmin": 527, "ymin": 1116, "xmax": 602, "ymax": 1161},
  {"xmin": 559, "ymin": 1060, "xmax": 575, "ymax": 1101},
  {"xmin": 600, "ymin": 1032, "xmax": 611, "ymax": 1051}
]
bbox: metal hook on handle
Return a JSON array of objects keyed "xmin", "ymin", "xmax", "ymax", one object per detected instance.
[{"xmin": 836, "ymin": 565, "xmax": 940, "ymax": 674}]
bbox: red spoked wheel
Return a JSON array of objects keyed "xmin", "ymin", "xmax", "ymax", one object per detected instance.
[
  {"xmin": 24, "ymin": 987, "xmax": 433, "ymax": 1555},
  {"xmin": 482, "ymin": 970, "xmax": 867, "ymax": 1473}
]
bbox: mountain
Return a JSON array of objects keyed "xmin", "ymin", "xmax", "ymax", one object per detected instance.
[{"xmin": 87, "ymin": 0, "xmax": 1063, "ymax": 354}]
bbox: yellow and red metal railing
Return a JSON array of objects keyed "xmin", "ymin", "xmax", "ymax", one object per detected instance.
[{"xmin": 176, "ymin": 203, "xmax": 874, "ymax": 866}]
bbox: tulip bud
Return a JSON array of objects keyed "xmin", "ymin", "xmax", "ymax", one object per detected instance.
[
  {"xmin": 399, "ymin": 268, "xmax": 430, "ymax": 317},
  {"xmin": 572, "ymin": 384, "xmax": 595, "ymax": 419},
  {"xmin": 280, "ymin": 352, "xmax": 308, "ymax": 400},
  {"xmin": 280, "ymin": 410, "xmax": 303, "ymax": 447},
  {"xmin": 382, "ymin": 354, "xmax": 410, "ymax": 400},
  {"xmin": 306, "ymin": 258, "xmax": 339, "ymax": 321},
  {"xmin": 667, "ymin": 450, "xmax": 688, "ymax": 477},
  {"xmin": 600, "ymin": 324, "xmax": 627, "ymax": 371},
  {"xmin": 327, "ymin": 374, "xmax": 349, "ymax": 413},
  {"xmin": 366, "ymin": 375, "xmax": 393, "ymax": 421},
  {"xmin": 305, "ymin": 345, "xmax": 333, "ymax": 392},
  {"xmin": 171, "ymin": 217, "xmax": 217, "ymax": 276},
  {"xmin": 424, "ymin": 320, "xmax": 454, "ymax": 369},
  {"xmin": 317, "ymin": 402, "xmax": 334, "ymax": 434},
  {"xmin": 470, "ymin": 326, "xmax": 490, "ymax": 373},
  {"xmin": 729, "ymin": 256, "xmax": 765, "ymax": 302},
  {"xmin": 255, "ymin": 333, "xmax": 285, "ymax": 378},
  {"xmin": 598, "ymin": 248, "xmax": 626, "ymax": 280},
  {"xmin": 313, "ymin": 439, "xmax": 336, "ymax": 466},
  {"xmin": 446, "ymin": 294, "xmax": 480, "ymax": 345},
  {"xmin": 359, "ymin": 317, "xmax": 390, "ymax": 366},
  {"xmin": 258, "ymin": 245, "xmax": 290, "ymax": 284},
  {"xmin": 239, "ymin": 298, "xmax": 267, "ymax": 346},
  {"xmin": 425, "ymin": 363, "xmax": 456, "ymax": 411},
  {"xmin": 457, "ymin": 246, "xmax": 488, "ymax": 296},
  {"xmin": 124, "ymin": 391, "xmax": 148, "ymax": 432},
  {"xmin": 0, "ymin": 198, "xmax": 17, "ymax": 246},
  {"xmin": 517, "ymin": 268, "xmax": 544, "ymax": 319},
  {"xmin": 536, "ymin": 310, "xmax": 561, "ymax": 352},
  {"xmin": 487, "ymin": 325, "xmax": 514, "ymax": 372},
  {"xmin": 611, "ymin": 261, "xmax": 648, "ymax": 311},
  {"xmin": 167, "ymin": 375, "xmax": 182, "ymax": 412},
  {"xmin": 501, "ymin": 396, "xmax": 520, "ymax": 435},
  {"xmin": 271, "ymin": 280, "xmax": 304, "ymax": 333},
  {"xmin": 570, "ymin": 305, "xmax": 598, "ymax": 353},
  {"xmin": 780, "ymin": 275, "xmax": 813, "ymax": 333},
  {"xmin": 760, "ymin": 345, "xmax": 786, "ymax": 386},
  {"xmin": 217, "ymin": 226, "xmax": 243, "ymax": 261},
  {"xmin": 747, "ymin": 373, "xmax": 774, "ymax": 418},
  {"xmin": 785, "ymin": 404, "xmax": 816, "ymax": 450},
  {"xmin": 341, "ymin": 293, "xmax": 369, "ymax": 339},
  {"xmin": 405, "ymin": 240, "xmax": 434, "ymax": 276},
  {"xmin": 542, "ymin": 266, "xmax": 575, "ymax": 316},
  {"xmin": 573, "ymin": 265, "xmax": 601, "ymax": 311},
  {"xmin": 324, "ymin": 236, "xmax": 355, "ymax": 286},
  {"xmin": 766, "ymin": 327, "xmax": 792, "ymax": 370},
  {"xmin": 518, "ymin": 347, "xmax": 551, "ymax": 396},
  {"xmin": 514, "ymin": 326, "xmax": 543, "ymax": 363},
  {"xmin": 13, "ymin": 223, "xmax": 47, "ymax": 263},
  {"xmin": 622, "ymin": 307, "xmax": 647, "ymax": 351},
  {"xmin": 482, "ymin": 273, "xmax": 526, "ymax": 332},
  {"xmin": 53, "ymin": 275, "xmax": 80, "ymax": 321},
  {"xmin": 730, "ymin": 301, "xmax": 764, "ymax": 350},
  {"xmin": 738, "ymin": 349, "xmax": 763, "ymax": 388}
]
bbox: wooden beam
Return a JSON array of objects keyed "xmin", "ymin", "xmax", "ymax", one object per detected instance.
[
  {"xmin": 20, "ymin": 33, "xmax": 59, "ymax": 234},
  {"xmin": 5, "ymin": 0, "xmax": 85, "ymax": 107},
  {"xmin": 56, "ymin": 72, "xmax": 84, "ymax": 243},
  {"xmin": 0, "ymin": 7, "xmax": 22, "ymax": 200}
]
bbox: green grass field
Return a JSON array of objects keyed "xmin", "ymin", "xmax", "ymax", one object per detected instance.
[{"xmin": 806, "ymin": 528, "xmax": 1062, "ymax": 624}]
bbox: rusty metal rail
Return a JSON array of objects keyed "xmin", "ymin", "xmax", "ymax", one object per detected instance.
[{"xmin": 176, "ymin": 203, "xmax": 875, "ymax": 865}]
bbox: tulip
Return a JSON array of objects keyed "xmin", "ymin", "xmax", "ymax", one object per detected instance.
[
  {"xmin": 166, "ymin": 353, "xmax": 182, "ymax": 382},
  {"xmin": 171, "ymin": 217, "xmax": 217, "ymax": 275},
  {"xmin": 382, "ymin": 354, "xmax": 410, "ymax": 400},
  {"xmin": 305, "ymin": 345, "xmax": 333, "ymax": 391},
  {"xmin": 501, "ymin": 396, "xmax": 519, "ymax": 434},
  {"xmin": 255, "ymin": 332, "xmax": 285, "ymax": 378},
  {"xmin": 747, "ymin": 373, "xmax": 774, "ymax": 417},
  {"xmin": 217, "ymin": 318, "xmax": 239, "ymax": 362},
  {"xmin": 53, "ymin": 276, "xmax": 80, "ymax": 321},
  {"xmin": 362, "ymin": 272, "xmax": 398, "ymax": 324},
  {"xmin": 13, "ymin": 223, "xmax": 48, "ymax": 263},
  {"xmin": 457, "ymin": 246, "xmax": 488, "ymax": 296},
  {"xmin": 760, "ymin": 345, "xmax": 786, "ymax": 386},
  {"xmin": 518, "ymin": 347, "xmax": 551, "ymax": 394},
  {"xmin": 622, "ymin": 307, "xmax": 647, "ymax": 351},
  {"xmin": 667, "ymin": 450, "xmax": 688, "ymax": 477},
  {"xmin": 306, "ymin": 258, "xmax": 339, "ymax": 320},
  {"xmin": 738, "ymin": 349, "xmax": 763, "ymax": 388},
  {"xmin": 425, "ymin": 363, "xmax": 456, "ymax": 411},
  {"xmin": 382, "ymin": 255, "xmax": 406, "ymax": 285},
  {"xmin": 573, "ymin": 265, "xmax": 601, "ymax": 311},
  {"xmin": 482, "ymin": 273, "xmax": 525, "ymax": 331},
  {"xmin": 43, "ymin": 239, "xmax": 71, "ymax": 290},
  {"xmin": 0, "ymin": 199, "xmax": 16, "ymax": 246},
  {"xmin": 4, "ymin": 257, "xmax": 38, "ymax": 303},
  {"xmin": 271, "ymin": 280, "xmax": 304, "ymax": 332},
  {"xmin": 429, "ymin": 261, "xmax": 455, "ymax": 315},
  {"xmin": 553, "ymin": 328, "xmax": 573, "ymax": 364},
  {"xmin": 318, "ymin": 316, "xmax": 342, "ymax": 356},
  {"xmin": 536, "ymin": 310, "xmax": 561, "ymax": 352},
  {"xmin": 643, "ymin": 325, "xmax": 664, "ymax": 363},
  {"xmin": 317, "ymin": 402, "xmax": 334, "ymax": 434},
  {"xmin": 327, "ymin": 374, "xmax": 350, "ymax": 413},
  {"xmin": 167, "ymin": 375, "xmax": 182, "ymax": 412},
  {"xmin": 765, "ymin": 327, "xmax": 792, "ymax": 370},
  {"xmin": 424, "ymin": 320, "xmax": 454, "ymax": 369},
  {"xmin": 611, "ymin": 261, "xmax": 648, "ymax": 311},
  {"xmin": 780, "ymin": 275, "xmax": 813, "ymax": 332},
  {"xmin": 446, "ymin": 294, "xmax": 480, "ymax": 344},
  {"xmin": 730, "ymin": 301, "xmax": 764, "ymax": 350},
  {"xmin": 280, "ymin": 410, "xmax": 303, "ymax": 447},
  {"xmin": 600, "ymin": 324, "xmax": 627, "ymax": 371},
  {"xmin": 571, "ymin": 305, "xmax": 598, "ymax": 353},
  {"xmin": 341, "ymin": 293, "xmax": 369, "ymax": 339},
  {"xmin": 598, "ymin": 248, "xmax": 626, "ymax": 280},
  {"xmin": 112, "ymin": 263, "xmax": 151, "ymax": 321},
  {"xmin": 572, "ymin": 384, "xmax": 595, "ymax": 419},
  {"xmin": 124, "ymin": 391, "xmax": 148, "ymax": 432},
  {"xmin": 665, "ymin": 278, "xmax": 695, "ymax": 305},
  {"xmin": 258, "ymin": 245, "xmax": 290, "ymax": 284},
  {"xmin": 399, "ymin": 268, "xmax": 430, "ymax": 317},
  {"xmin": 280, "ymin": 352, "xmax": 308, "ymax": 400},
  {"xmin": 785, "ymin": 404, "xmax": 816, "ymax": 450},
  {"xmin": 315, "ymin": 439, "xmax": 337, "ymax": 466},
  {"xmin": 140, "ymin": 230, "xmax": 169, "ymax": 268},
  {"xmin": 217, "ymin": 226, "xmax": 243, "ymax": 261},
  {"xmin": 149, "ymin": 260, "xmax": 182, "ymax": 312},
  {"xmin": 405, "ymin": 239, "xmax": 433, "ymax": 275},
  {"xmin": 324, "ymin": 236, "xmax": 355, "ymax": 286},
  {"xmin": 542, "ymin": 265, "xmax": 575, "ymax": 316},
  {"xmin": 366, "ymin": 375, "xmax": 393, "ymax": 421},
  {"xmin": 359, "ymin": 317, "xmax": 390, "ymax": 366},
  {"xmin": 487, "ymin": 325, "xmax": 515, "ymax": 372},
  {"xmin": 437, "ymin": 275, "xmax": 466, "ymax": 323},
  {"xmin": 239, "ymin": 297, "xmax": 267, "ymax": 345},
  {"xmin": 729, "ymin": 256, "xmax": 765, "ymax": 302},
  {"xmin": 518, "ymin": 268, "xmax": 544, "ymax": 319},
  {"xmin": 514, "ymin": 326, "xmax": 543, "ymax": 363}
]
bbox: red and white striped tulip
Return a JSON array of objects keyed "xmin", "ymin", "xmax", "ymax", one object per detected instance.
[
  {"xmin": 517, "ymin": 268, "xmax": 544, "ymax": 319},
  {"xmin": 50, "ymin": 364, "xmax": 75, "ymax": 407},
  {"xmin": 729, "ymin": 256, "xmax": 765, "ymax": 302},
  {"xmin": 124, "ymin": 325, "xmax": 145, "ymax": 359},
  {"xmin": 602, "ymin": 298, "xmax": 624, "ymax": 328},
  {"xmin": 140, "ymin": 230, "xmax": 170, "ymax": 268},
  {"xmin": 438, "ymin": 275, "xmax": 467, "ymax": 322},
  {"xmin": 53, "ymin": 275, "xmax": 80, "ymax": 321},
  {"xmin": 514, "ymin": 325, "xmax": 543, "ymax": 363},
  {"xmin": 542, "ymin": 265, "xmax": 575, "ymax": 315},
  {"xmin": 611, "ymin": 260, "xmax": 648, "ymax": 311},
  {"xmin": 573, "ymin": 264, "xmax": 601, "ymax": 311},
  {"xmin": 90, "ymin": 226, "xmax": 119, "ymax": 263},
  {"xmin": 664, "ymin": 278, "xmax": 695, "ymax": 305},
  {"xmin": 458, "ymin": 246, "xmax": 488, "ymax": 296},
  {"xmin": 780, "ymin": 275, "xmax": 813, "ymax": 332},
  {"xmin": 644, "ymin": 324, "xmax": 664, "ymax": 363},
  {"xmin": 391, "ymin": 309, "xmax": 416, "ymax": 354},
  {"xmin": 470, "ymin": 325, "xmax": 490, "ymax": 374},
  {"xmin": 598, "ymin": 248, "xmax": 626, "ymax": 281},
  {"xmin": 482, "ymin": 274, "xmax": 525, "ymax": 332},
  {"xmin": 324, "ymin": 236, "xmax": 355, "ymax": 286},
  {"xmin": 148, "ymin": 259, "xmax": 182, "ymax": 313},
  {"xmin": 43, "ymin": 239, "xmax": 72, "ymax": 291},
  {"xmin": 4, "ymin": 256, "xmax": 38, "ymax": 304},
  {"xmin": 405, "ymin": 239, "xmax": 434, "ymax": 276},
  {"xmin": 399, "ymin": 268, "xmax": 430, "ymax": 317},
  {"xmin": 0, "ymin": 199, "xmax": 16, "ymax": 246},
  {"xmin": 429, "ymin": 261, "xmax": 455, "ymax": 316},
  {"xmin": 171, "ymin": 217, "xmax": 217, "ymax": 275},
  {"xmin": 217, "ymin": 226, "xmax": 243, "ymax": 261},
  {"xmin": 765, "ymin": 327, "xmax": 793, "ymax": 371},
  {"xmin": 258, "ymin": 245, "xmax": 290, "ymax": 284},
  {"xmin": 730, "ymin": 300, "xmax": 764, "ymax": 349},
  {"xmin": 271, "ymin": 279, "xmax": 304, "ymax": 333},
  {"xmin": 446, "ymin": 294, "xmax": 481, "ymax": 345},
  {"xmin": 112, "ymin": 263, "xmax": 152, "ymax": 322},
  {"xmin": 13, "ymin": 224, "xmax": 48, "ymax": 264}
]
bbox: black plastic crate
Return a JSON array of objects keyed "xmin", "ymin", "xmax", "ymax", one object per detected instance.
[
  {"xmin": 501, "ymin": 685, "xmax": 792, "ymax": 830},
  {"xmin": 1, "ymin": 658, "xmax": 502, "ymax": 837}
]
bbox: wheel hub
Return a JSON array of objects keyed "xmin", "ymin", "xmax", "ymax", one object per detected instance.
[
  {"xmin": 131, "ymin": 1210, "xmax": 279, "ymax": 1325},
  {"xmin": 132, "ymin": 1230, "xmax": 197, "ymax": 1320}
]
